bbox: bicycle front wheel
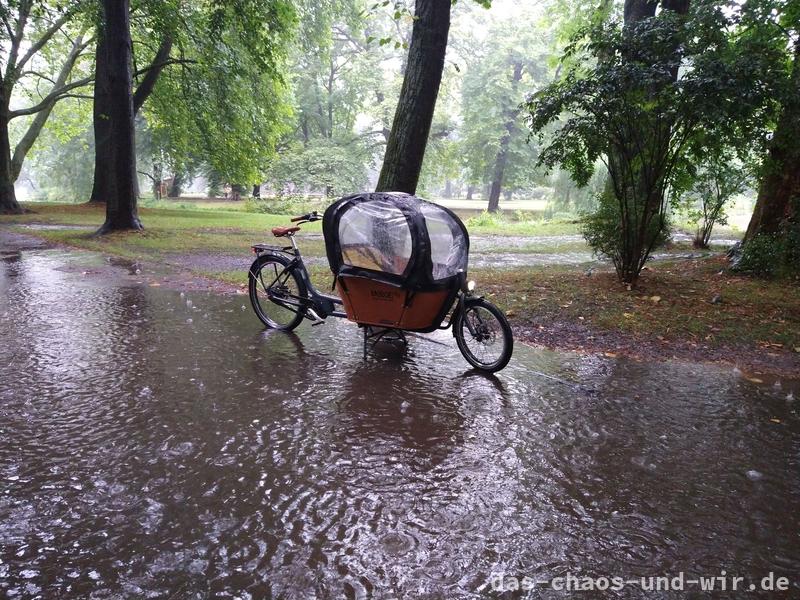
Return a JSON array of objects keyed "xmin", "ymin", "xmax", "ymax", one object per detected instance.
[
  {"xmin": 248, "ymin": 254, "xmax": 307, "ymax": 331},
  {"xmin": 454, "ymin": 298, "xmax": 513, "ymax": 372}
]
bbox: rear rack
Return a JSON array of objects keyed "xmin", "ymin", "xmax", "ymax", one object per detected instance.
[{"xmin": 252, "ymin": 243, "xmax": 295, "ymax": 254}]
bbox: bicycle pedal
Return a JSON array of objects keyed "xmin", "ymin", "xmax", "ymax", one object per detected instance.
[{"xmin": 307, "ymin": 308, "xmax": 325, "ymax": 325}]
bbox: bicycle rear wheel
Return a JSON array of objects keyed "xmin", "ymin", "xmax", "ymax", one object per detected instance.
[
  {"xmin": 454, "ymin": 298, "xmax": 513, "ymax": 372},
  {"xmin": 248, "ymin": 255, "xmax": 307, "ymax": 331}
]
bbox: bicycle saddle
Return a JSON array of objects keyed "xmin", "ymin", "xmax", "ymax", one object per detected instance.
[{"xmin": 271, "ymin": 226, "xmax": 301, "ymax": 237}]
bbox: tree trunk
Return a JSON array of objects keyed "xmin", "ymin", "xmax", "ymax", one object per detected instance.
[
  {"xmin": 466, "ymin": 185, "xmax": 474, "ymax": 200},
  {"xmin": 0, "ymin": 98, "xmax": 21, "ymax": 214},
  {"xmin": 132, "ymin": 36, "xmax": 172, "ymax": 113},
  {"xmin": 487, "ymin": 61, "xmax": 524, "ymax": 213},
  {"xmin": 744, "ymin": 40, "xmax": 800, "ymax": 243},
  {"xmin": 231, "ymin": 184, "xmax": 245, "ymax": 201},
  {"xmin": 97, "ymin": 0, "xmax": 141, "ymax": 233},
  {"xmin": 443, "ymin": 179, "xmax": 452, "ymax": 198},
  {"xmin": 90, "ymin": 35, "xmax": 171, "ymax": 204},
  {"xmin": 89, "ymin": 30, "xmax": 112, "ymax": 204},
  {"xmin": 623, "ymin": 0, "xmax": 658, "ymax": 24},
  {"xmin": 168, "ymin": 171, "xmax": 184, "ymax": 198},
  {"xmin": 252, "ymin": 183, "xmax": 261, "ymax": 198},
  {"xmin": 375, "ymin": 0, "xmax": 451, "ymax": 194},
  {"xmin": 487, "ymin": 149, "xmax": 508, "ymax": 213}
]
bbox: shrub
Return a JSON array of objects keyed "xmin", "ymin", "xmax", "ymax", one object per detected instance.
[
  {"xmin": 467, "ymin": 211, "xmax": 506, "ymax": 228},
  {"xmin": 736, "ymin": 234, "xmax": 784, "ymax": 277},
  {"xmin": 736, "ymin": 197, "xmax": 800, "ymax": 278},
  {"xmin": 581, "ymin": 191, "xmax": 670, "ymax": 282}
]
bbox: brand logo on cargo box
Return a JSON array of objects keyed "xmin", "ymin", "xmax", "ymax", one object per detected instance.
[{"xmin": 370, "ymin": 289, "xmax": 396, "ymax": 301}]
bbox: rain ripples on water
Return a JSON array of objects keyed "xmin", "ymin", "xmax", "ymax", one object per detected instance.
[{"xmin": 1, "ymin": 248, "xmax": 798, "ymax": 598}]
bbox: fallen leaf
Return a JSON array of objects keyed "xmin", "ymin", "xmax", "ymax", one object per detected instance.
[
  {"xmin": 770, "ymin": 418, "xmax": 781, "ymax": 424},
  {"xmin": 623, "ymin": 312, "xmax": 633, "ymax": 318},
  {"xmin": 650, "ymin": 295, "xmax": 661, "ymax": 303},
  {"xmin": 149, "ymin": 282, "xmax": 161, "ymax": 287},
  {"xmin": 745, "ymin": 376, "xmax": 764, "ymax": 384}
]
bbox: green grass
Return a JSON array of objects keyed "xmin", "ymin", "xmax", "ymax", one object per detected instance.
[{"xmin": 4, "ymin": 201, "xmax": 797, "ymax": 371}]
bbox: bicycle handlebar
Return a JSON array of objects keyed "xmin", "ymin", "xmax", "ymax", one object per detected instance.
[{"xmin": 291, "ymin": 211, "xmax": 320, "ymax": 223}]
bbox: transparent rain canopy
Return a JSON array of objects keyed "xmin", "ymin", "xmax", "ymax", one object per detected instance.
[
  {"xmin": 338, "ymin": 200, "xmax": 412, "ymax": 275},
  {"xmin": 421, "ymin": 203, "xmax": 467, "ymax": 280}
]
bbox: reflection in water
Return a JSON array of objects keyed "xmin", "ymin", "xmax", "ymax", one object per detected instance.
[{"xmin": 0, "ymin": 249, "xmax": 798, "ymax": 598}]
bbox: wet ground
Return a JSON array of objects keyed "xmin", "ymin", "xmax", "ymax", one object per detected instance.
[
  {"xmin": 1, "ymin": 246, "xmax": 799, "ymax": 599},
  {"xmin": 10, "ymin": 224, "xmax": 738, "ymax": 273}
]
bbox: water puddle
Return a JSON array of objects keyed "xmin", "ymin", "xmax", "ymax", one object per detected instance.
[{"xmin": 0, "ymin": 247, "xmax": 797, "ymax": 598}]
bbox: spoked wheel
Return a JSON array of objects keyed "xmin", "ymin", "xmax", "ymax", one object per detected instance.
[
  {"xmin": 454, "ymin": 298, "xmax": 513, "ymax": 373},
  {"xmin": 248, "ymin": 254, "xmax": 307, "ymax": 330}
]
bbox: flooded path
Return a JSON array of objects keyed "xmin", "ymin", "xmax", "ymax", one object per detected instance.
[{"xmin": 1, "ymin": 246, "xmax": 798, "ymax": 598}]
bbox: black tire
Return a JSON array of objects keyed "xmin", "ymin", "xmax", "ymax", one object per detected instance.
[
  {"xmin": 248, "ymin": 254, "xmax": 307, "ymax": 331},
  {"xmin": 454, "ymin": 298, "xmax": 513, "ymax": 372}
]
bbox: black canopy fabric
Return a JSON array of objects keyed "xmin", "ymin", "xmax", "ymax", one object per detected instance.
[{"xmin": 323, "ymin": 192, "xmax": 469, "ymax": 291}]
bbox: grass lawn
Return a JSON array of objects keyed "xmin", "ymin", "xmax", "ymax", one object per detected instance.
[{"xmin": 3, "ymin": 201, "xmax": 797, "ymax": 376}]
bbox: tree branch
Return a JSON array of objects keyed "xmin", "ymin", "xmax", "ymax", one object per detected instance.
[
  {"xmin": 2, "ymin": 14, "xmax": 14, "ymax": 40},
  {"xmin": 5, "ymin": 0, "xmax": 31, "ymax": 83},
  {"xmin": 133, "ymin": 36, "xmax": 173, "ymax": 113},
  {"xmin": 14, "ymin": 10, "xmax": 74, "ymax": 76},
  {"xmin": 9, "ymin": 75, "xmax": 93, "ymax": 119},
  {"xmin": 133, "ymin": 58, "xmax": 196, "ymax": 78},
  {"xmin": 11, "ymin": 32, "xmax": 90, "ymax": 178}
]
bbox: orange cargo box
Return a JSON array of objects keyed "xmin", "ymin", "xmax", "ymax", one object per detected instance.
[{"xmin": 336, "ymin": 276, "xmax": 451, "ymax": 330}]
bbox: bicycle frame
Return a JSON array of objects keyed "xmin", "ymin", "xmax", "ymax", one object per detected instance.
[
  {"xmin": 251, "ymin": 233, "xmax": 483, "ymax": 336},
  {"xmin": 251, "ymin": 235, "xmax": 348, "ymax": 323}
]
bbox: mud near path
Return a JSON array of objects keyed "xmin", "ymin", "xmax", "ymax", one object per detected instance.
[{"xmin": 516, "ymin": 320, "xmax": 800, "ymax": 380}]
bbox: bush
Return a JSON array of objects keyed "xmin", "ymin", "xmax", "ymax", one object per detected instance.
[
  {"xmin": 581, "ymin": 191, "xmax": 670, "ymax": 282},
  {"xmin": 736, "ymin": 234, "xmax": 784, "ymax": 277},
  {"xmin": 736, "ymin": 201, "xmax": 800, "ymax": 278},
  {"xmin": 467, "ymin": 211, "xmax": 506, "ymax": 228}
]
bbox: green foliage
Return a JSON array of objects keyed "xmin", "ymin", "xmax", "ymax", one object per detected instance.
[
  {"xmin": 244, "ymin": 194, "xmax": 328, "ymax": 215},
  {"xmin": 265, "ymin": 139, "xmax": 370, "ymax": 197},
  {"xmin": 581, "ymin": 189, "xmax": 670, "ymax": 273},
  {"xmin": 527, "ymin": 1, "xmax": 786, "ymax": 283},
  {"xmin": 264, "ymin": 0, "xmax": 380, "ymax": 196},
  {"xmin": 25, "ymin": 98, "xmax": 94, "ymax": 200},
  {"xmin": 459, "ymin": 6, "xmax": 550, "ymax": 195},
  {"xmin": 466, "ymin": 210, "xmax": 505, "ymax": 228},
  {"xmin": 141, "ymin": 0, "xmax": 297, "ymax": 185},
  {"xmin": 737, "ymin": 197, "xmax": 800, "ymax": 277},
  {"xmin": 679, "ymin": 155, "xmax": 749, "ymax": 248},
  {"xmin": 737, "ymin": 234, "xmax": 784, "ymax": 277}
]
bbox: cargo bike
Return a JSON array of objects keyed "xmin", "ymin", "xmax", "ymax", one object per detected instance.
[{"xmin": 248, "ymin": 192, "xmax": 513, "ymax": 372}]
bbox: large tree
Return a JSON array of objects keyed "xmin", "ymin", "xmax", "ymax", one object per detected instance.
[
  {"xmin": 375, "ymin": 0, "xmax": 452, "ymax": 194},
  {"xmin": 0, "ymin": 0, "xmax": 92, "ymax": 214},
  {"xmin": 744, "ymin": 36, "xmax": 800, "ymax": 243},
  {"xmin": 459, "ymin": 6, "xmax": 548, "ymax": 212},
  {"xmin": 88, "ymin": 29, "xmax": 173, "ymax": 204},
  {"xmin": 96, "ymin": 0, "xmax": 140, "ymax": 233}
]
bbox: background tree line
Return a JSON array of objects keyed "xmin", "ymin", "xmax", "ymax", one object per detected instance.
[{"xmin": 1, "ymin": 0, "xmax": 797, "ymax": 281}]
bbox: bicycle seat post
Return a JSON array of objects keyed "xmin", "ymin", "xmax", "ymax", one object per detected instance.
[{"xmin": 289, "ymin": 233, "xmax": 300, "ymax": 255}]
